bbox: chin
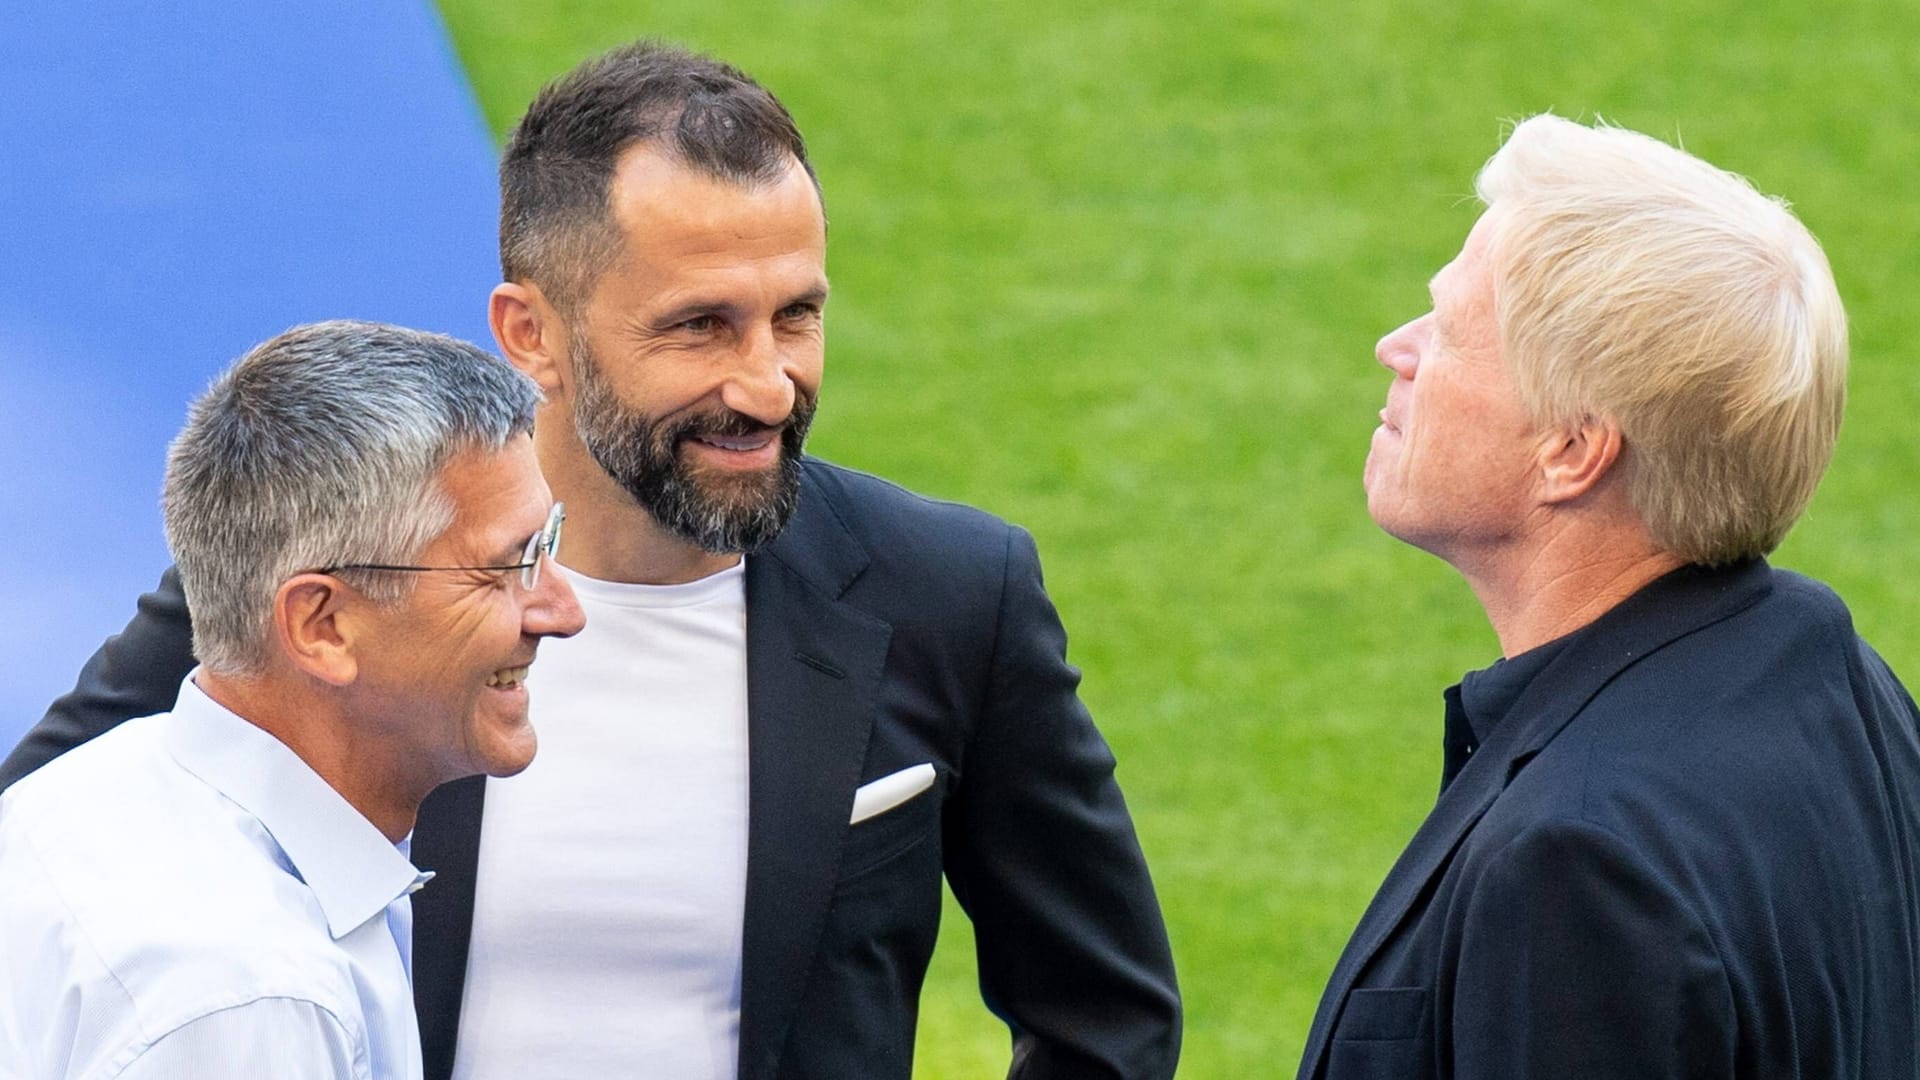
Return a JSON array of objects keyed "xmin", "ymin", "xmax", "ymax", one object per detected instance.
[
  {"xmin": 486, "ymin": 733, "xmax": 539, "ymax": 778},
  {"xmin": 1363, "ymin": 487, "xmax": 1395, "ymax": 531},
  {"xmin": 487, "ymin": 755, "xmax": 537, "ymax": 779},
  {"xmin": 471, "ymin": 716, "xmax": 539, "ymax": 779}
]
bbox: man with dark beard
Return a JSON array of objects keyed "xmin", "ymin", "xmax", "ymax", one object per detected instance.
[
  {"xmin": 566, "ymin": 322, "xmax": 815, "ymax": 556},
  {"xmin": 0, "ymin": 41, "xmax": 1181, "ymax": 1080}
]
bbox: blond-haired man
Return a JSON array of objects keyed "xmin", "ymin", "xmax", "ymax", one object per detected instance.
[{"xmin": 1300, "ymin": 116, "xmax": 1920, "ymax": 1079}]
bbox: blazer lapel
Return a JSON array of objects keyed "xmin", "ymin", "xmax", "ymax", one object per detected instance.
[
  {"xmin": 736, "ymin": 465, "xmax": 893, "ymax": 1080},
  {"xmin": 410, "ymin": 773, "xmax": 486, "ymax": 1080},
  {"xmin": 1297, "ymin": 688, "xmax": 1507, "ymax": 1079},
  {"xmin": 1298, "ymin": 559, "xmax": 1776, "ymax": 1079}
]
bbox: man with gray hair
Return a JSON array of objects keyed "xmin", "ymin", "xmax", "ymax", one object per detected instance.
[
  {"xmin": 2, "ymin": 42, "xmax": 1180, "ymax": 1080},
  {"xmin": 1299, "ymin": 116, "xmax": 1920, "ymax": 1079},
  {"xmin": 0, "ymin": 321, "xmax": 584, "ymax": 1077}
]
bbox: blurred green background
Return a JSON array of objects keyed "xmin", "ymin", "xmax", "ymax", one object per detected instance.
[{"xmin": 435, "ymin": 2, "xmax": 1920, "ymax": 1074}]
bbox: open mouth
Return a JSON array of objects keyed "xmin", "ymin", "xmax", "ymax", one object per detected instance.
[
  {"xmin": 690, "ymin": 431, "xmax": 777, "ymax": 452},
  {"xmin": 487, "ymin": 664, "xmax": 531, "ymax": 690}
]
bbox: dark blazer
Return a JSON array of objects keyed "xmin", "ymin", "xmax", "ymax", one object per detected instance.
[
  {"xmin": 1298, "ymin": 560, "xmax": 1920, "ymax": 1080},
  {"xmin": 2, "ymin": 458, "xmax": 1181, "ymax": 1080}
]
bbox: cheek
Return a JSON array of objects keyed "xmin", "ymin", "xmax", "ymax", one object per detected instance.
[
  {"xmin": 426, "ymin": 598, "xmax": 519, "ymax": 669},
  {"xmin": 1452, "ymin": 410, "xmax": 1538, "ymax": 500},
  {"xmin": 786, "ymin": 343, "xmax": 825, "ymax": 390}
]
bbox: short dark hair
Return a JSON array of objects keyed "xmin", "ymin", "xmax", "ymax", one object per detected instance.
[{"xmin": 499, "ymin": 40, "xmax": 820, "ymax": 314}]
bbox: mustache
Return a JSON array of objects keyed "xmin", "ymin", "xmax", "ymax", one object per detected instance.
[{"xmin": 664, "ymin": 393, "xmax": 818, "ymax": 445}]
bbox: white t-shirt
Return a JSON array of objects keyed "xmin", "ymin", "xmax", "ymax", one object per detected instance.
[{"xmin": 452, "ymin": 561, "xmax": 750, "ymax": 1080}]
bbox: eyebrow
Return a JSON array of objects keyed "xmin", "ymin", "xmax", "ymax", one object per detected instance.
[
  {"xmin": 463, "ymin": 544, "xmax": 521, "ymax": 571},
  {"xmin": 483, "ymin": 525, "xmax": 533, "ymax": 566},
  {"xmin": 1427, "ymin": 275, "xmax": 1452, "ymax": 340},
  {"xmin": 649, "ymin": 299, "xmax": 736, "ymax": 330},
  {"xmin": 786, "ymin": 284, "xmax": 831, "ymax": 310}
]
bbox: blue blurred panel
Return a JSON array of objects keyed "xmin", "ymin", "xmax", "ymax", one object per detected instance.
[{"xmin": 0, "ymin": 1, "xmax": 501, "ymax": 748}]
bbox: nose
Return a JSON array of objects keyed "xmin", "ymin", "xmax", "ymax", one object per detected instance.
[
  {"xmin": 524, "ymin": 559, "xmax": 586, "ymax": 640},
  {"xmin": 1376, "ymin": 313, "xmax": 1428, "ymax": 380},
  {"xmin": 719, "ymin": 324, "xmax": 799, "ymax": 426}
]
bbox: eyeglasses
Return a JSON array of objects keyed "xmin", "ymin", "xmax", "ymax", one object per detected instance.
[{"xmin": 321, "ymin": 502, "xmax": 565, "ymax": 592}]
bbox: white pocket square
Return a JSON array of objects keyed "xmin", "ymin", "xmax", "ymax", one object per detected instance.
[{"xmin": 849, "ymin": 763, "xmax": 937, "ymax": 825}]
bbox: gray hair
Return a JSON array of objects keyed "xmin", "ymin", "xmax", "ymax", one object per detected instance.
[
  {"xmin": 1476, "ymin": 115, "xmax": 1847, "ymax": 566},
  {"xmin": 163, "ymin": 320, "xmax": 542, "ymax": 674}
]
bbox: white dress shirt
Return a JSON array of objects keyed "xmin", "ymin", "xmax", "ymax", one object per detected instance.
[{"xmin": 0, "ymin": 676, "xmax": 433, "ymax": 1079}]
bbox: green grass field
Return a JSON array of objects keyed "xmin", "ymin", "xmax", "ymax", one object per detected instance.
[{"xmin": 436, "ymin": 2, "xmax": 1920, "ymax": 1074}]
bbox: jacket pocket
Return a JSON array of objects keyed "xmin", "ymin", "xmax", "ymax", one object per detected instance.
[
  {"xmin": 1327, "ymin": 986, "xmax": 1430, "ymax": 1080},
  {"xmin": 839, "ymin": 777, "xmax": 941, "ymax": 881}
]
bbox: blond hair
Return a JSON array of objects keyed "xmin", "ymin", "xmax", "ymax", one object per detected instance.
[{"xmin": 1475, "ymin": 115, "xmax": 1847, "ymax": 565}]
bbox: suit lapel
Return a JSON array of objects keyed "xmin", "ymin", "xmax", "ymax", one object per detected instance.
[
  {"xmin": 410, "ymin": 773, "xmax": 486, "ymax": 1080},
  {"xmin": 737, "ymin": 465, "xmax": 893, "ymax": 1080},
  {"xmin": 1298, "ymin": 560, "xmax": 1775, "ymax": 1079},
  {"xmin": 1297, "ymin": 688, "xmax": 1507, "ymax": 1079}
]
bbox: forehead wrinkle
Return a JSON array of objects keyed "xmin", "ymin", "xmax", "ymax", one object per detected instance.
[
  {"xmin": 435, "ymin": 452, "xmax": 551, "ymax": 567},
  {"xmin": 434, "ymin": 509, "xmax": 526, "ymax": 568}
]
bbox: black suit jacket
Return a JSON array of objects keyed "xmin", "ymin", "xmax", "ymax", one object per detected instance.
[
  {"xmin": 3, "ymin": 458, "xmax": 1181, "ymax": 1080},
  {"xmin": 1297, "ymin": 560, "xmax": 1920, "ymax": 1080}
]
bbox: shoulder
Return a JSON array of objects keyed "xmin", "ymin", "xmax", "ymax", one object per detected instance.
[
  {"xmin": 778, "ymin": 459, "xmax": 1059, "ymax": 669},
  {"xmin": 1755, "ymin": 568, "xmax": 1915, "ymax": 699},
  {"xmin": 1, "ymin": 725, "xmax": 366, "ymax": 1065},
  {"xmin": 1577, "ymin": 564, "xmax": 1867, "ymax": 724},
  {"xmin": 791, "ymin": 457, "xmax": 1035, "ymax": 607},
  {"xmin": 1650, "ymin": 567, "xmax": 1919, "ymax": 748},
  {"xmin": 0, "ymin": 715, "xmax": 179, "ymax": 868},
  {"xmin": 799, "ymin": 457, "xmax": 1023, "ymax": 556},
  {"xmin": 1493, "ymin": 562, "xmax": 1915, "ymax": 873},
  {"xmin": 1747, "ymin": 566, "xmax": 1860, "ymax": 648}
]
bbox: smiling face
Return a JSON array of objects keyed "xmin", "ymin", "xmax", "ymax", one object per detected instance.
[
  {"xmin": 561, "ymin": 144, "xmax": 828, "ymax": 554},
  {"xmin": 1364, "ymin": 210, "xmax": 1543, "ymax": 566},
  {"xmin": 349, "ymin": 438, "xmax": 585, "ymax": 787}
]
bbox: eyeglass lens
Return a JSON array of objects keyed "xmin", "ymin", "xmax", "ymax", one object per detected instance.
[{"xmin": 521, "ymin": 504, "xmax": 564, "ymax": 590}]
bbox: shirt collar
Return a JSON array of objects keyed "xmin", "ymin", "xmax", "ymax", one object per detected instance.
[
  {"xmin": 1455, "ymin": 631, "xmax": 1577, "ymax": 745},
  {"xmin": 165, "ymin": 673, "xmax": 434, "ymax": 940}
]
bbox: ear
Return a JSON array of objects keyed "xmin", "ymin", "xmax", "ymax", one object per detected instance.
[
  {"xmin": 490, "ymin": 282, "xmax": 566, "ymax": 395},
  {"xmin": 273, "ymin": 574, "xmax": 361, "ymax": 687},
  {"xmin": 1538, "ymin": 416, "xmax": 1624, "ymax": 505}
]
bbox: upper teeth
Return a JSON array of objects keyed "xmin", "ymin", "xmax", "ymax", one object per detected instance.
[{"xmin": 489, "ymin": 666, "xmax": 530, "ymax": 687}]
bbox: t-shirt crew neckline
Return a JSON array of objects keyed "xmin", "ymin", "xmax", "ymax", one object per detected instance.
[{"xmin": 555, "ymin": 559, "xmax": 745, "ymax": 610}]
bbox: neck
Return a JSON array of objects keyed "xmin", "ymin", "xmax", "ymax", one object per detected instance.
[
  {"xmin": 1454, "ymin": 519, "xmax": 1685, "ymax": 658},
  {"xmin": 194, "ymin": 670, "xmax": 426, "ymax": 843},
  {"xmin": 533, "ymin": 412, "xmax": 742, "ymax": 585}
]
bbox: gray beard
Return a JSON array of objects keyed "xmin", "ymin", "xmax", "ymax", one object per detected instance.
[{"xmin": 570, "ymin": 342, "xmax": 814, "ymax": 555}]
